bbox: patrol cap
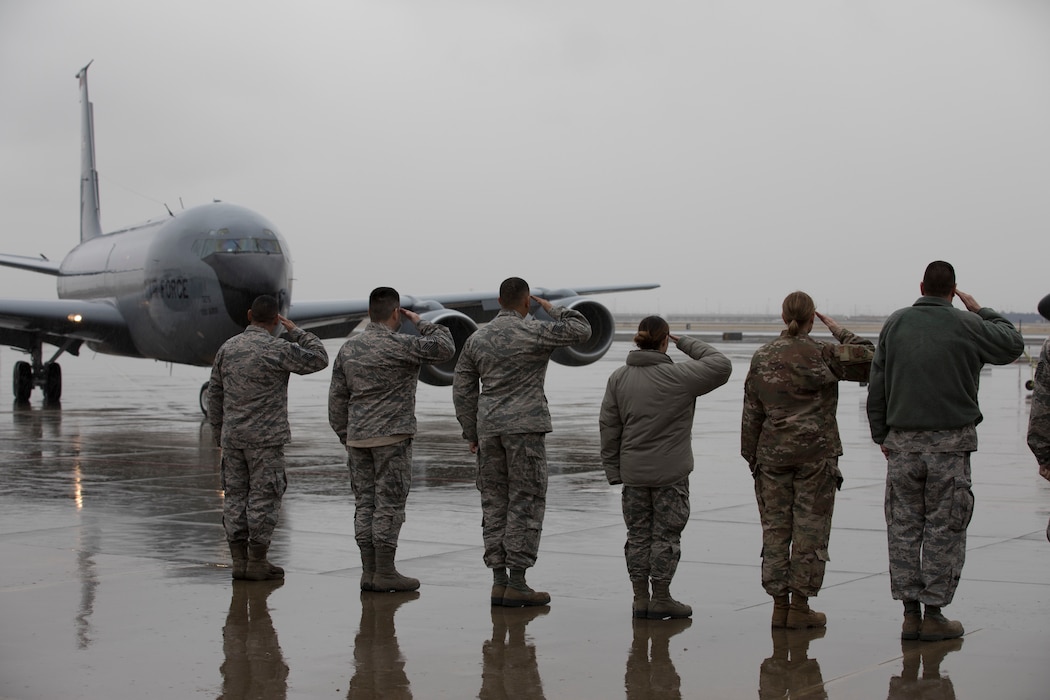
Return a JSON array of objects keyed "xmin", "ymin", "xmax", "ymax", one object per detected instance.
[{"xmin": 1039, "ymin": 293, "xmax": 1050, "ymax": 322}]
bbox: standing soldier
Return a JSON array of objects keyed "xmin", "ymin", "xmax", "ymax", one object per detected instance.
[
  {"xmin": 209, "ymin": 295, "xmax": 329, "ymax": 581},
  {"xmin": 328, "ymin": 287, "xmax": 455, "ymax": 592},
  {"xmin": 1026, "ymin": 293, "xmax": 1050, "ymax": 542},
  {"xmin": 867, "ymin": 261, "xmax": 1023, "ymax": 641},
  {"xmin": 453, "ymin": 277, "xmax": 591, "ymax": 607},
  {"xmin": 741, "ymin": 292, "xmax": 873, "ymax": 629}
]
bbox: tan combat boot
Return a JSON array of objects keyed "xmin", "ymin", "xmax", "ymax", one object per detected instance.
[
  {"xmin": 647, "ymin": 579, "xmax": 692, "ymax": 619},
  {"xmin": 919, "ymin": 606, "xmax": 963, "ymax": 641},
  {"xmin": 502, "ymin": 568, "xmax": 550, "ymax": 607},
  {"xmin": 631, "ymin": 579, "xmax": 650, "ymax": 619},
  {"xmin": 771, "ymin": 594, "xmax": 790, "ymax": 628},
  {"xmin": 372, "ymin": 547, "xmax": 420, "ymax": 592},
  {"xmin": 245, "ymin": 543, "xmax": 285, "ymax": 581},
  {"xmin": 785, "ymin": 592, "xmax": 826, "ymax": 629},
  {"xmin": 901, "ymin": 600, "xmax": 921, "ymax": 640},
  {"xmin": 491, "ymin": 567, "xmax": 509, "ymax": 606}
]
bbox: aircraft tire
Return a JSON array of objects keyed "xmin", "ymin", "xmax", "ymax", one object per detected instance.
[
  {"xmin": 199, "ymin": 382, "xmax": 209, "ymax": 417},
  {"xmin": 13, "ymin": 361, "xmax": 32, "ymax": 403},
  {"xmin": 44, "ymin": 363, "xmax": 62, "ymax": 404}
]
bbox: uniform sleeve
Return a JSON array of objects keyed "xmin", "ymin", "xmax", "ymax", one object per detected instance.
[
  {"xmin": 1028, "ymin": 339, "xmax": 1050, "ymax": 467},
  {"xmin": 598, "ymin": 378, "xmax": 623, "ymax": 485},
  {"xmin": 413, "ymin": 321, "xmax": 456, "ymax": 363},
  {"xmin": 537, "ymin": 305, "xmax": 592, "ymax": 347},
  {"xmin": 674, "ymin": 336, "xmax": 733, "ymax": 396},
  {"xmin": 740, "ymin": 363, "xmax": 762, "ymax": 473},
  {"xmin": 281, "ymin": 328, "xmax": 330, "ymax": 374},
  {"xmin": 866, "ymin": 339, "xmax": 889, "ymax": 444},
  {"xmin": 825, "ymin": 328, "xmax": 875, "ymax": 382},
  {"xmin": 327, "ymin": 349, "xmax": 349, "ymax": 445},
  {"xmin": 207, "ymin": 351, "xmax": 225, "ymax": 446},
  {"xmin": 453, "ymin": 348, "xmax": 481, "ymax": 442},
  {"xmin": 973, "ymin": 309, "xmax": 1025, "ymax": 366}
]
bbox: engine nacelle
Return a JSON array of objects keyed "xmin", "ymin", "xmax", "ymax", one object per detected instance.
[
  {"xmin": 535, "ymin": 296, "xmax": 615, "ymax": 367},
  {"xmin": 400, "ymin": 308, "xmax": 479, "ymax": 386}
]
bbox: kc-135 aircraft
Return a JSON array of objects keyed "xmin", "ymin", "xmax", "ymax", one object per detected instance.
[{"xmin": 0, "ymin": 64, "xmax": 656, "ymax": 410}]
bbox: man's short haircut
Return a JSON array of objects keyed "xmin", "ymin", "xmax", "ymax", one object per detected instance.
[
  {"xmin": 369, "ymin": 287, "xmax": 400, "ymax": 322},
  {"xmin": 251, "ymin": 295, "xmax": 279, "ymax": 324},
  {"xmin": 499, "ymin": 277, "xmax": 530, "ymax": 309},
  {"xmin": 923, "ymin": 261, "xmax": 956, "ymax": 297}
]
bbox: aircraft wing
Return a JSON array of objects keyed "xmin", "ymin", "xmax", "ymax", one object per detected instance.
[
  {"xmin": 288, "ymin": 283, "xmax": 659, "ymax": 338},
  {"xmin": 0, "ymin": 298, "xmax": 131, "ymax": 355},
  {"xmin": 0, "ymin": 254, "xmax": 62, "ymax": 275}
]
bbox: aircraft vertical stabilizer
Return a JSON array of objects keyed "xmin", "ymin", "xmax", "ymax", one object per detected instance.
[{"xmin": 77, "ymin": 61, "xmax": 103, "ymax": 242}]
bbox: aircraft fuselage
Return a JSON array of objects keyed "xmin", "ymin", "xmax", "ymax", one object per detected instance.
[{"xmin": 57, "ymin": 202, "xmax": 292, "ymax": 366}]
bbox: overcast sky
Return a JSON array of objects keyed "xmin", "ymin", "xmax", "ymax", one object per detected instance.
[{"xmin": 1, "ymin": 1, "xmax": 1048, "ymax": 317}]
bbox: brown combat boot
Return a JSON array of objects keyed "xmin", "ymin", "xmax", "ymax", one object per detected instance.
[
  {"xmin": 491, "ymin": 567, "xmax": 509, "ymax": 606},
  {"xmin": 631, "ymin": 578, "xmax": 650, "ymax": 619},
  {"xmin": 901, "ymin": 600, "xmax": 921, "ymax": 640},
  {"xmin": 647, "ymin": 579, "xmax": 692, "ymax": 619},
  {"xmin": 771, "ymin": 594, "xmax": 790, "ymax": 628},
  {"xmin": 245, "ymin": 543, "xmax": 285, "ymax": 581},
  {"xmin": 785, "ymin": 592, "xmax": 826, "ymax": 629},
  {"xmin": 919, "ymin": 606, "xmax": 963, "ymax": 641},
  {"xmin": 228, "ymin": 540, "xmax": 248, "ymax": 580},
  {"xmin": 372, "ymin": 547, "xmax": 420, "ymax": 592},
  {"xmin": 502, "ymin": 568, "xmax": 550, "ymax": 607},
  {"xmin": 359, "ymin": 546, "xmax": 376, "ymax": 591}
]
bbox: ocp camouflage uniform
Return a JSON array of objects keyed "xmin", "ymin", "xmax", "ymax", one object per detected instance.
[
  {"xmin": 1026, "ymin": 338, "xmax": 1050, "ymax": 467},
  {"xmin": 741, "ymin": 327, "xmax": 873, "ymax": 597},
  {"xmin": 453, "ymin": 306, "xmax": 591, "ymax": 570},
  {"xmin": 328, "ymin": 320, "xmax": 454, "ymax": 549},
  {"xmin": 208, "ymin": 325, "xmax": 329, "ymax": 547}
]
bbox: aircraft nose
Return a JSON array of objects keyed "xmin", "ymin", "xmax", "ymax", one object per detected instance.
[{"xmin": 204, "ymin": 252, "xmax": 291, "ymax": 324}]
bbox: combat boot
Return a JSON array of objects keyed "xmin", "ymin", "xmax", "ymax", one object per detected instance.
[
  {"xmin": 228, "ymin": 540, "xmax": 248, "ymax": 580},
  {"xmin": 245, "ymin": 543, "xmax": 285, "ymax": 581},
  {"xmin": 491, "ymin": 567, "xmax": 509, "ymax": 606},
  {"xmin": 502, "ymin": 568, "xmax": 550, "ymax": 607},
  {"xmin": 372, "ymin": 547, "xmax": 420, "ymax": 592},
  {"xmin": 785, "ymin": 593, "xmax": 826, "ymax": 629},
  {"xmin": 631, "ymin": 578, "xmax": 650, "ymax": 619},
  {"xmin": 901, "ymin": 600, "xmax": 921, "ymax": 640},
  {"xmin": 359, "ymin": 546, "xmax": 376, "ymax": 592},
  {"xmin": 771, "ymin": 594, "xmax": 790, "ymax": 628},
  {"xmin": 647, "ymin": 579, "xmax": 692, "ymax": 619},
  {"xmin": 919, "ymin": 606, "xmax": 963, "ymax": 641}
]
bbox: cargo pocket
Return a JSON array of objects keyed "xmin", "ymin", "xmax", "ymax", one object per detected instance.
[{"xmin": 948, "ymin": 479, "xmax": 974, "ymax": 531}]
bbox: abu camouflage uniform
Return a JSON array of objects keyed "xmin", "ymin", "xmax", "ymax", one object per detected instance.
[
  {"xmin": 453, "ymin": 306, "xmax": 590, "ymax": 570},
  {"xmin": 741, "ymin": 327, "xmax": 873, "ymax": 597},
  {"xmin": 328, "ymin": 320, "xmax": 454, "ymax": 550},
  {"xmin": 208, "ymin": 325, "xmax": 329, "ymax": 546},
  {"xmin": 1026, "ymin": 338, "xmax": 1050, "ymax": 542}
]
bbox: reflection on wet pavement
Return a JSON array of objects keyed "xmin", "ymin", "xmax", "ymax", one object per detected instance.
[{"xmin": 0, "ymin": 339, "xmax": 1048, "ymax": 698}]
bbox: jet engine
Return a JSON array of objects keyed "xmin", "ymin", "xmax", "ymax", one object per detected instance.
[{"xmin": 403, "ymin": 308, "xmax": 479, "ymax": 386}]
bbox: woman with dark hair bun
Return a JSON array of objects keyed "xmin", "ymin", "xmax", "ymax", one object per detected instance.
[
  {"xmin": 741, "ymin": 291, "xmax": 873, "ymax": 630},
  {"xmin": 600, "ymin": 316, "xmax": 732, "ymax": 620}
]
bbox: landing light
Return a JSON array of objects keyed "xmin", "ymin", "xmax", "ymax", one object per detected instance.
[{"xmin": 67, "ymin": 313, "xmax": 83, "ymax": 323}]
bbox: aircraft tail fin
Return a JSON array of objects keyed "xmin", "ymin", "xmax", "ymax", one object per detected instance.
[{"xmin": 76, "ymin": 61, "xmax": 103, "ymax": 242}]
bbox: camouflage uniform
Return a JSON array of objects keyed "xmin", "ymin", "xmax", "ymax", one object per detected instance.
[
  {"xmin": 208, "ymin": 325, "xmax": 329, "ymax": 547},
  {"xmin": 328, "ymin": 320, "xmax": 454, "ymax": 550},
  {"xmin": 1027, "ymin": 338, "xmax": 1050, "ymax": 468},
  {"xmin": 453, "ymin": 306, "xmax": 590, "ymax": 570},
  {"xmin": 741, "ymin": 328, "xmax": 873, "ymax": 597},
  {"xmin": 622, "ymin": 481, "xmax": 691, "ymax": 582},
  {"xmin": 867, "ymin": 295, "xmax": 1023, "ymax": 607}
]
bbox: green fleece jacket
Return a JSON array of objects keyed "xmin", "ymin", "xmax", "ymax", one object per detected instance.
[{"xmin": 866, "ymin": 296, "xmax": 1024, "ymax": 444}]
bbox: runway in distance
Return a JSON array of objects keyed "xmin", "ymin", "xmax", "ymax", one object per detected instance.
[{"xmin": 0, "ymin": 63, "xmax": 657, "ymax": 409}]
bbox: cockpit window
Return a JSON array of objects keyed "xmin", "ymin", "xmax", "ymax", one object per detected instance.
[{"xmin": 193, "ymin": 230, "xmax": 283, "ymax": 258}]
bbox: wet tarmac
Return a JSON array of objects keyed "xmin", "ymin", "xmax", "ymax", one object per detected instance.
[{"xmin": 1, "ymin": 339, "xmax": 1048, "ymax": 699}]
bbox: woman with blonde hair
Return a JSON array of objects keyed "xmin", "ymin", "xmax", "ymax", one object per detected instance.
[
  {"xmin": 741, "ymin": 291, "xmax": 873, "ymax": 629},
  {"xmin": 600, "ymin": 316, "xmax": 732, "ymax": 619}
]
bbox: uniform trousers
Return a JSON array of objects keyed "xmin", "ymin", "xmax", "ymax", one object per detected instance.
[
  {"xmin": 476, "ymin": 433, "xmax": 548, "ymax": 570},
  {"xmin": 221, "ymin": 445, "xmax": 288, "ymax": 547},
  {"xmin": 348, "ymin": 438, "xmax": 413, "ymax": 550}
]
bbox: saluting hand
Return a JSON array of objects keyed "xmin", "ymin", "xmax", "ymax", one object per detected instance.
[
  {"xmin": 277, "ymin": 315, "xmax": 297, "ymax": 332},
  {"xmin": 530, "ymin": 296, "xmax": 553, "ymax": 314},
  {"xmin": 954, "ymin": 289, "xmax": 982, "ymax": 313},
  {"xmin": 400, "ymin": 308, "xmax": 422, "ymax": 325},
  {"xmin": 815, "ymin": 311, "xmax": 841, "ymax": 334}
]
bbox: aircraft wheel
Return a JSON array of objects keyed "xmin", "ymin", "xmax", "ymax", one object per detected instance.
[
  {"xmin": 1026, "ymin": 379, "xmax": 1036, "ymax": 391},
  {"xmin": 13, "ymin": 361, "xmax": 32, "ymax": 403},
  {"xmin": 44, "ymin": 363, "xmax": 62, "ymax": 404},
  {"xmin": 199, "ymin": 382, "xmax": 209, "ymax": 417}
]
